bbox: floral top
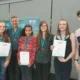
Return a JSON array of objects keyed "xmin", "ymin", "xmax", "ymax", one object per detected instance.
[{"xmin": 17, "ymin": 36, "xmax": 37, "ymax": 65}]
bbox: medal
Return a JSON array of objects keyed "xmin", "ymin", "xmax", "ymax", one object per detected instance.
[
  {"xmin": 41, "ymin": 47, "xmax": 44, "ymax": 50},
  {"xmin": 41, "ymin": 38, "xmax": 45, "ymax": 50},
  {"xmin": 12, "ymin": 28, "xmax": 18, "ymax": 42},
  {"xmin": 14, "ymin": 38, "xmax": 17, "ymax": 41}
]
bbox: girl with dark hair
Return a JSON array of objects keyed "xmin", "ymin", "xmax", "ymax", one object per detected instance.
[
  {"xmin": 21, "ymin": 25, "xmax": 33, "ymax": 36},
  {"xmin": 17, "ymin": 25, "xmax": 37, "ymax": 80},
  {"xmin": 35, "ymin": 21, "xmax": 54, "ymax": 80},
  {"xmin": 0, "ymin": 21, "xmax": 11, "ymax": 80},
  {"xmin": 51, "ymin": 19, "xmax": 76, "ymax": 80}
]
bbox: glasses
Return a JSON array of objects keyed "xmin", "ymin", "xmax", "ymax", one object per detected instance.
[{"xmin": 41, "ymin": 25, "xmax": 47, "ymax": 27}]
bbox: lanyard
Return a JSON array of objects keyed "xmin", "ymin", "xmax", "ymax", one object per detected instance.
[
  {"xmin": 24, "ymin": 37, "xmax": 31, "ymax": 51},
  {"xmin": 41, "ymin": 38, "xmax": 45, "ymax": 48},
  {"xmin": 12, "ymin": 28, "xmax": 18, "ymax": 39},
  {"xmin": 60, "ymin": 35, "xmax": 66, "ymax": 41}
]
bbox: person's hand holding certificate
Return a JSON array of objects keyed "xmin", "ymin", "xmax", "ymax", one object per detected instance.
[
  {"xmin": 20, "ymin": 51, "xmax": 29, "ymax": 66},
  {"xmin": 0, "ymin": 42, "xmax": 11, "ymax": 57},
  {"xmin": 52, "ymin": 40, "xmax": 66, "ymax": 57}
]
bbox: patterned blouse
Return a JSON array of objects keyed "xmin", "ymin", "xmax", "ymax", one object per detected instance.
[{"xmin": 17, "ymin": 36, "xmax": 37, "ymax": 65}]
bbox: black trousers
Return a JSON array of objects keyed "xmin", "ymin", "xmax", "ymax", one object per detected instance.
[
  {"xmin": 35, "ymin": 62, "xmax": 50, "ymax": 80},
  {"xmin": 54, "ymin": 61, "xmax": 71, "ymax": 80},
  {"xmin": 7, "ymin": 50, "xmax": 21, "ymax": 80},
  {"xmin": 20, "ymin": 66, "xmax": 32, "ymax": 80},
  {"xmin": 55, "ymin": 70, "xmax": 71, "ymax": 80}
]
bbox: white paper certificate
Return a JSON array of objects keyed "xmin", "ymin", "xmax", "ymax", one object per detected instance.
[
  {"xmin": 20, "ymin": 51, "xmax": 29, "ymax": 65},
  {"xmin": 52, "ymin": 40, "xmax": 66, "ymax": 57},
  {"xmin": 0, "ymin": 42, "xmax": 11, "ymax": 57}
]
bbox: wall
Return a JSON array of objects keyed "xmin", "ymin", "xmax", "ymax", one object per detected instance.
[{"xmin": 0, "ymin": 0, "xmax": 80, "ymax": 79}]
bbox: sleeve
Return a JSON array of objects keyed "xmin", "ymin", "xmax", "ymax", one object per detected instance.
[{"xmin": 30, "ymin": 37, "xmax": 37, "ymax": 65}]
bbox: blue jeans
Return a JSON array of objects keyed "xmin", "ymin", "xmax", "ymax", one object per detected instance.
[{"xmin": 0, "ymin": 57, "xmax": 6, "ymax": 80}]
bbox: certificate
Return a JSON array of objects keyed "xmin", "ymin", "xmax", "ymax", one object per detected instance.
[
  {"xmin": 52, "ymin": 40, "xmax": 66, "ymax": 57},
  {"xmin": 20, "ymin": 51, "xmax": 29, "ymax": 65},
  {"xmin": 0, "ymin": 42, "xmax": 11, "ymax": 57}
]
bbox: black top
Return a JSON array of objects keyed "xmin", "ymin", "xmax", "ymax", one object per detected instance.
[
  {"xmin": 54, "ymin": 35, "xmax": 72, "ymax": 72},
  {"xmin": 35, "ymin": 34, "xmax": 54, "ymax": 63}
]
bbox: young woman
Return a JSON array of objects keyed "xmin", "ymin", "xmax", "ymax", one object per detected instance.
[
  {"xmin": 17, "ymin": 25, "xmax": 37, "ymax": 80},
  {"xmin": 35, "ymin": 21, "xmax": 54, "ymax": 80},
  {"xmin": 51, "ymin": 19, "xmax": 76, "ymax": 80},
  {"xmin": 0, "ymin": 21, "xmax": 11, "ymax": 80}
]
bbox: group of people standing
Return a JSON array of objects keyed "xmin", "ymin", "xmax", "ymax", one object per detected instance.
[{"xmin": 0, "ymin": 10, "xmax": 80, "ymax": 80}]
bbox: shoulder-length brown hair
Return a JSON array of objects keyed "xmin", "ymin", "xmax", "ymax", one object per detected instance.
[
  {"xmin": 37, "ymin": 21, "xmax": 50, "ymax": 48},
  {"xmin": 57, "ymin": 19, "xmax": 70, "ymax": 36},
  {"xmin": 0, "ymin": 21, "xmax": 9, "ymax": 42},
  {"xmin": 3, "ymin": 31, "xmax": 10, "ymax": 42}
]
